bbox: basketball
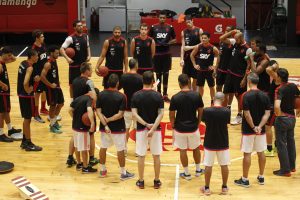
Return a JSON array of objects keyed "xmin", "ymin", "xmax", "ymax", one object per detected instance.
[
  {"xmin": 65, "ymin": 48, "xmax": 75, "ymax": 58},
  {"xmin": 96, "ymin": 66, "xmax": 109, "ymax": 77},
  {"xmin": 295, "ymin": 97, "xmax": 300, "ymax": 109},
  {"xmin": 81, "ymin": 112, "xmax": 91, "ymax": 126}
]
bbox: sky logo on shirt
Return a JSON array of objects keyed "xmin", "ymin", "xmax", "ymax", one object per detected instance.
[{"xmin": 156, "ymin": 33, "xmax": 168, "ymax": 39}]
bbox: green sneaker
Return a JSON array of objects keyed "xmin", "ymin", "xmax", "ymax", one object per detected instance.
[
  {"xmin": 264, "ymin": 149, "xmax": 275, "ymax": 157},
  {"xmin": 54, "ymin": 122, "xmax": 62, "ymax": 129},
  {"xmin": 89, "ymin": 157, "xmax": 100, "ymax": 166},
  {"xmin": 50, "ymin": 125, "xmax": 62, "ymax": 134}
]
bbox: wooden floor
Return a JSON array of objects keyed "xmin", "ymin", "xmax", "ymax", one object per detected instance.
[{"xmin": 1, "ymin": 57, "xmax": 300, "ymax": 200}]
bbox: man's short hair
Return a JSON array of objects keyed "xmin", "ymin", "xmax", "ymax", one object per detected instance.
[
  {"xmin": 129, "ymin": 58, "xmax": 137, "ymax": 69},
  {"xmin": 143, "ymin": 71, "xmax": 154, "ymax": 85},
  {"xmin": 32, "ymin": 29, "xmax": 44, "ymax": 40},
  {"xmin": 80, "ymin": 62, "xmax": 91, "ymax": 74},
  {"xmin": 73, "ymin": 20, "xmax": 81, "ymax": 28},
  {"xmin": 113, "ymin": 26, "xmax": 122, "ymax": 32},
  {"xmin": 247, "ymin": 72, "xmax": 259, "ymax": 85},
  {"xmin": 140, "ymin": 23, "xmax": 148, "ymax": 29},
  {"xmin": 269, "ymin": 60, "xmax": 278, "ymax": 66},
  {"xmin": 48, "ymin": 45, "xmax": 60, "ymax": 53},
  {"xmin": 184, "ymin": 15, "xmax": 192, "ymax": 21},
  {"xmin": 277, "ymin": 68, "xmax": 289, "ymax": 83},
  {"xmin": 27, "ymin": 49, "xmax": 38, "ymax": 59},
  {"xmin": 257, "ymin": 43, "xmax": 266, "ymax": 53},
  {"xmin": 0, "ymin": 46, "xmax": 13, "ymax": 55},
  {"xmin": 201, "ymin": 32, "xmax": 210, "ymax": 38},
  {"xmin": 107, "ymin": 73, "xmax": 119, "ymax": 88},
  {"xmin": 159, "ymin": 10, "xmax": 167, "ymax": 16},
  {"xmin": 178, "ymin": 74, "xmax": 189, "ymax": 87}
]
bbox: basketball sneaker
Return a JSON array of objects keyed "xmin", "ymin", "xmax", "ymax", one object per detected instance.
[
  {"xmin": 0, "ymin": 134, "xmax": 13, "ymax": 143},
  {"xmin": 9, "ymin": 132, "xmax": 23, "ymax": 141},
  {"xmin": 89, "ymin": 157, "xmax": 99, "ymax": 166},
  {"xmin": 34, "ymin": 116, "xmax": 45, "ymax": 123},
  {"xmin": 99, "ymin": 169, "xmax": 107, "ymax": 178},
  {"xmin": 221, "ymin": 186, "xmax": 229, "ymax": 195},
  {"xmin": 273, "ymin": 170, "xmax": 291, "ymax": 177},
  {"xmin": 195, "ymin": 169, "xmax": 205, "ymax": 177},
  {"xmin": 76, "ymin": 163, "xmax": 83, "ymax": 171},
  {"xmin": 24, "ymin": 141, "xmax": 43, "ymax": 151},
  {"xmin": 136, "ymin": 180, "xmax": 144, "ymax": 189},
  {"xmin": 231, "ymin": 114, "xmax": 242, "ymax": 125},
  {"xmin": 154, "ymin": 179, "xmax": 162, "ymax": 189},
  {"xmin": 47, "ymin": 115, "xmax": 62, "ymax": 121},
  {"xmin": 180, "ymin": 172, "xmax": 192, "ymax": 180},
  {"xmin": 82, "ymin": 166, "xmax": 97, "ymax": 174},
  {"xmin": 257, "ymin": 176, "xmax": 264, "ymax": 185},
  {"xmin": 264, "ymin": 149, "xmax": 275, "ymax": 157},
  {"xmin": 50, "ymin": 125, "xmax": 62, "ymax": 134},
  {"xmin": 8, "ymin": 127, "xmax": 22, "ymax": 135},
  {"xmin": 54, "ymin": 122, "xmax": 62, "ymax": 129},
  {"xmin": 200, "ymin": 186, "xmax": 211, "ymax": 195},
  {"xmin": 234, "ymin": 177, "xmax": 250, "ymax": 188},
  {"xmin": 40, "ymin": 108, "xmax": 49, "ymax": 115},
  {"xmin": 66, "ymin": 156, "xmax": 77, "ymax": 167},
  {"xmin": 120, "ymin": 171, "xmax": 135, "ymax": 181}
]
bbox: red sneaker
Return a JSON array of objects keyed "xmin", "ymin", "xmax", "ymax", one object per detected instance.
[{"xmin": 40, "ymin": 108, "xmax": 49, "ymax": 115}]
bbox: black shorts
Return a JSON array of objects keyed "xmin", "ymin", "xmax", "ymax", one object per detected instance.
[
  {"xmin": 19, "ymin": 96, "xmax": 35, "ymax": 119},
  {"xmin": 34, "ymin": 81, "xmax": 47, "ymax": 93},
  {"xmin": 46, "ymin": 87, "xmax": 65, "ymax": 106},
  {"xmin": 267, "ymin": 109, "xmax": 276, "ymax": 126},
  {"xmin": 69, "ymin": 66, "xmax": 81, "ymax": 85},
  {"xmin": 216, "ymin": 71, "xmax": 228, "ymax": 86},
  {"xmin": 153, "ymin": 54, "xmax": 171, "ymax": 73},
  {"xmin": 223, "ymin": 73, "xmax": 247, "ymax": 95},
  {"xmin": 182, "ymin": 58, "xmax": 197, "ymax": 79},
  {"xmin": 103, "ymin": 71, "xmax": 123, "ymax": 89},
  {"xmin": 137, "ymin": 68, "xmax": 153, "ymax": 75},
  {"xmin": 197, "ymin": 70, "xmax": 215, "ymax": 87},
  {"xmin": 0, "ymin": 94, "xmax": 11, "ymax": 113}
]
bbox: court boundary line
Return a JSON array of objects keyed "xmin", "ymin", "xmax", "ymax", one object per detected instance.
[{"xmin": 17, "ymin": 46, "xmax": 28, "ymax": 57}]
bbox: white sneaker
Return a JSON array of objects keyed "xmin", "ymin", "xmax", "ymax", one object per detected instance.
[
  {"xmin": 231, "ymin": 115, "xmax": 242, "ymax": 125},
  {"xmin": 47, "ymin": 115, "xmax": 62, "ymax": 121},
  {"xmin": 9, "ymin": 132, "xmax": 23, "ymax": 141}
]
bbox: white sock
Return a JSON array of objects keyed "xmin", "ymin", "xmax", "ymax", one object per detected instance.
[
  {"xmin": 6, "ymin": 123, "xmax": 12, "ymax": 130},
  {"xmin": 196, "ymin": 164, "xmax": 201, "ymax": 171},
  {"xmin": 184, "ymin": 167, "xmax": 189, "ymax": 175},
  {"xmin": 50, "ymin": 118, "xmax": 56, "ymax": 126},
  {"xmin": 258, "ymin": 174, "xmax": 264, "ymax": 178},
  {"xmin": 0, "ymin": 128, "xmax": 3, "ymax": 135},
  {"xmin": 101, "ymin": 164, "xmax": 106, "ymax": 171},
  {"xmin": 242, "ymin": 176, "xmax": 248, "ymax": 181},
  {"xmin": 120, "ymin": 167, "xmax": 126, "ymax": 175}
]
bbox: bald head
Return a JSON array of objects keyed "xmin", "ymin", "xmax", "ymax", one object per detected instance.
[
  {"xmin": 215, "ymin": 92, "xmax": 225, "ymax": 101},
  {"xmin": 234, "ymin": 32, "xmax": 244, "ymax": 44}
]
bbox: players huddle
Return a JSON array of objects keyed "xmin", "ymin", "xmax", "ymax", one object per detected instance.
[{"xmin": 0, "ymin": 11, "xmax": 299, "ymax": 195}]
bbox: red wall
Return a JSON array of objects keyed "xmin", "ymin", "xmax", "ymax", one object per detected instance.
[{"xmin": 0, "ymin": 0, "xmax": 78, "ymax": 34}]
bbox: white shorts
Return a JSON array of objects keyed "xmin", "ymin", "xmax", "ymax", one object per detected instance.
[
  {"xmin": 124, "ymin": 111, "xmax": 137, "ymax": 129},
  {"xmin": 241, "ymin": 134, "xmax": 267, "ymax": 153},
  {"xmin": 173, "ymin": 129, "xmax": 201, "ymax": 150},
  {"xmin": 136, "ymin": 129, "xmax": 162, "ymax": 156},
  {"xmin": 73, "ymin": 132, "xmax": 90, "ymax": 152},
  {"xmin": 100, "ymin": 132, "xmax": 126, "ymax": 152},
  {"xmin": 203, "ymin": 149, "xmax": 230, "ymax": 166}
]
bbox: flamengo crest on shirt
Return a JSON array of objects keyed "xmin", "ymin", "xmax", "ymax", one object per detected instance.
[{"xmin": 0, "ymin": 0, "xmax": 37, "ymax": 8}]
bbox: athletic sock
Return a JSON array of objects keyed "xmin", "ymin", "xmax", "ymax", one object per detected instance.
[
  {"xmin": 6, "ymin": 123, "xmax": 12, "ymax": 130},
  {"xmin": 184, "ymin": 167, "xmax": 189, "ymax": 175},
  {"xmin": 50, "ymin": 118, "xmax": 56, "ymax": 126},
  {"xmin": 196, "ymin": 164, "xmax": 201, "ymax": 171},
  {"xmin": 242, "ymin": 176, "xmax": 248, "ymax": 181},
  {"xmin": 120, "ymin": 167, "xmax": 126, "ymax": 175},
  {"xmin": 101, "ymin": 164, "xmax": 106, "ymax": 171}
]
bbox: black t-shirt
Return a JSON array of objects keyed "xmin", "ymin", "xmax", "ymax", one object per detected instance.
[
  {"xmin": 268, "ymin": 80, "xmax": 279, "ymax": 107},
  {"xmin": 46, "ymin": 59, "xmax": 60, "ymax": 86},
  {"xmin": 96, "ymin": 89, "xmax": 126, "ymax": 133},
  {"xmin": 218, "ymin": 42, "xmax": 232, "ymax": 71},
  {"xmin": 105, "ymin": 37, "xmax": 125, "ymax": 71},
  {"xmin": 131, "ymin": 89, "xmax": 164, "ymax": 130},
  {"xmin": 120, "ymin": 73, "xmax": 143, "ymax": 110},
  {"xmin": 202, "ymin": 106, "xmax": 231, "ymax": 150},
  {"xmin": 183, "ymin": 27, "xmax": 201, "ymax": 60},
  {"xmin": 195, "ymin": 43, "xmax": 215, "ymax": 70},
  {"xmin": 0, "ymin": 62, "xmax": 10, "ymax": 94},
  {"xmin": 69, "ymin": 33, "xmax": 88, "ymax": 66},
  {"xmin": 133, "ymin": 36, "xmax": 153, "ymax": 70},
  {"xmin": 71, "ymin": 95, "xmax": 92, "ymax": 132},
  {"xmin": 242, "ymin": 89, "xmax": 271, "ymax": 134},
  {"xmin": 169, "ymin": 90, "xmax": 204, "ymax": 132},
  {"xmin": 256, "ymin": 55, "xmax": 270, "ymax": 92},
  {"xmin": 229, "ymin": 42, "xmax": 250, "ymax": 77},
  {"xmin": 17, "ymin": 60, "xmax": 34, "ymax": 96},
  {"xmin": 72, "ymin": 76, "xmax": 93, "ymax": 99},
  {"xmin": 275, "ymin": 83, "xmax": 300, "ymax": 116},
  {"xmin": 149, "ymin": 23, "xmax": 176, "ymax": 54},
  {"xmin": 32, "ymin": 43, "xmax": 47, "ymax": 76}
]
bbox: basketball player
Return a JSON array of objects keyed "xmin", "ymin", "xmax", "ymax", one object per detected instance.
[
  {"xmin": 169, "ymin": 74, "xmax": 204, "ymax": 181},
  {"xmin": 0, "ymin": 47, "xmax": 22, "ymax": 142},
  {"xmin": 95, "ymin": 26, "xmax": 128, "ymax": 89},
  {"xmin": 190, "ymin": 32, "xmax": 219, "ymax": 105},
  {"xmin": 264, "ymin": 60, "xmax": 280, "ymax": 156},
  {"xmin": 180, "ymin": 15, "xmax": 203, "ymax": 91},
  {"xmin": 273, "ymin": 68, "xmax": 300, "ymax": 176},
  {"xmin": 130, "ymin": 23, "xmax": 155, "ymax": 75},
  {"xmin": 119, "ymin": 59, "xmax": 143, "ymax": 153},
  {"xmin": 32, "ymin": 30, "xmax": 48, "ymax": 123},
  {"xmin": 220, "ymin": 30, "xmax": 252, "ymax": 125},
  {"xmin": 215, "ymin": 26, "xmax": 234, "ymax": 92},
  {"xmin": 96, "ymin": 74, "xmax": 135, "ymax": 180},
  {"xmin": 132, "ymin": 71, "xmax": 164, "ymax": 189},
  {"xmin": 66, "ymin": 62, "xmax": 98, "ymax": 167},
  {"xmin": 18, "ymin": 49, "xmax": 42, "ymax": 151},
  {"xmin": 40, "ymin": 46, "xmax": 64, "ymax": 134},
  {"xmin": 69, "ymin": 92, "xmax": 97, "ymax": 173},
  {"xmin": 201, "ymin": 92, "xmax": 231, "ymax": 195},
  {"xmin": 234, "ymin": 73, "xmax": 270, "ymax": 187},
  {"xmin": 249, "ymin": 43, "xmax": 270, "ymax": 92},
  {"xmin": 60, "ymin": 20, "xmax": 91, "ymax": 100},
  {"xmin": 149, "ymin": 10, "xmax": 176, "ymax": 102}
]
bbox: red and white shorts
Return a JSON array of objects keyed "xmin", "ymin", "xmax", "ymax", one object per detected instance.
[{"xmin": 73, "ymin": 132, "xmax": 90, "ymax": 152}]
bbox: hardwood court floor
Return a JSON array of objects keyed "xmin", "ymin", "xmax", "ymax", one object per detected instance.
[{"xmin": 0, "ymin": 58, "xmax": 300, "ymax": 200}]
